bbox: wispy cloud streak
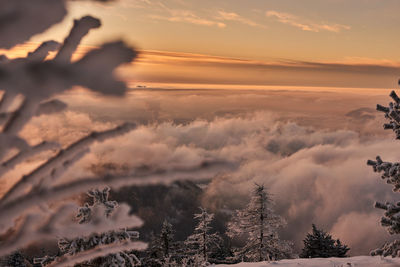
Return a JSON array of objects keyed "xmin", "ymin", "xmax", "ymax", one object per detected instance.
[
  {"xmin": 217, "ymin": 10, "xmax": 263, "ymax": 28},
  {"xmin": 150, "ymin": 10, "xmax": 226, "ymax": 28},
  {"xmin": 266, "ymin": 10, "xmax": 350, "ymax": 33}
]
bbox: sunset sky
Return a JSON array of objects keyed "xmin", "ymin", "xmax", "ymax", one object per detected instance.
[{"xmin": 7, "ymin": 0, "xmax": 400, "ymax": 88}]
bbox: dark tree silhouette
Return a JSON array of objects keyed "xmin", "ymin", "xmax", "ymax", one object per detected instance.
[{"xmin": 300, "ymin": 224, "xmax": 349, "ymax": 258}]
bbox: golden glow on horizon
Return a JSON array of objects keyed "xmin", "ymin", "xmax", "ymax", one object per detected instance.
[{"xmin": 2, "ymin": 42, "xmax": 400, "ymax": 89}]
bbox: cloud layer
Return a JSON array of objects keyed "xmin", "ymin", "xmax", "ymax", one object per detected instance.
[
  {"xmin": 92, "ymin": 112, "xmax": 397, "ymax": 255},
  {"xmin": 17, "ymin": 102, "xmax": 398, "ymax": 255},
  {"xmin": 2, "ymin": 42, "xmax": 400, "ymax": 89},
  {"xmin": 2, "ymin": 86, "xmax": 396, "ymax": 255}
]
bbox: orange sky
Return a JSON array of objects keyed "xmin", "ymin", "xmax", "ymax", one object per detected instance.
[
  {"xmin": 3, "ymin": 0, "xmax": 400, "ymax": 89},
  {"xmin": 3, "ymin": 41, "xmax": 399, "ymax": 89}
]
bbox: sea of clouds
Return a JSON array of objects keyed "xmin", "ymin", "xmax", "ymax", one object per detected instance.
[{"xmin": 4, "ymin": 87, "xmax": 398, "ymax": 255}]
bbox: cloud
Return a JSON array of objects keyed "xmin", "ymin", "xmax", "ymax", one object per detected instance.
[
  {"xmin": 330, "ymin": 212, "xmax": 392, "ymax": 255},
  {"xmin": 217, "ymin": 11, "xmax": 263, "ymax": 28},
  {"xmin": 21, "ymin": 110, "xmax": 116, "ymax": 145},
  {"xmin": 119, "ymin": 0, "xmax": 154, "ymax": 8},
  {"xmin": 98, "ymin": 113, "xmax": 400, "ymax": 255},
  {"xmin": 266, "ymin": 10, "xmax": 350, "ymax": 33},
  {"xmin": 150, "ymin": 10, "xmax": 226, "ymax": 28},
  {"xmin": 196, "ymin": 114, "xmax": 398, "ymax": 255},
  {"xmin": 129, "ymin": 49, "xmax": 400, "ymax": 88},
  {"xmin": 2, "ymin": 68, "xmax": 396, "ymax": 256},
  {"xmin": 144, "ymin": 1, "xmax": 226, "ymax": 28},
  {"xmin": 19, "ymin": 104, "xmax": 397, "ymax": 255}
]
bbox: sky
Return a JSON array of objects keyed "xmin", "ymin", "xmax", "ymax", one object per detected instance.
[{"xmin": 20, "ymin": 0, "xmax": 400, "ymax": 89}]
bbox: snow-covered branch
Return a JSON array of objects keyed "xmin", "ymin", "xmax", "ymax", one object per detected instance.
[
  {"xmin": 0, "ymin": 123, "xmax": 136, "ymax": 205},
  {"xmin": 0, "ymin": 140, "xmax": 60, "ymax": 177},
  {"xmin": 47, "ymin": 242, "xmax": 147, "ymax": 267},
  {"xmin": 376, "ymin": 90, "xmax": 400, "ymax": 139},
  {"xmin": 0, "ymin": 161, "xmax": 228, "ymax": 231},
  {"xmin": 367, "ymin": 156, "xmax": 400, "ymax": 192},
  {"xmin": 0, "ymin": 203, "xmax": 143, "ymax": 257},
  {"xmin": 368, "ymin": 90, "xmax": 400, "ymax": 257}
]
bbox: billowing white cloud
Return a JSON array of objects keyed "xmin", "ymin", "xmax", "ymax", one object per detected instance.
[{"xmin": 20, "ymin": 107, "xmax": 396, "ymax": 255}]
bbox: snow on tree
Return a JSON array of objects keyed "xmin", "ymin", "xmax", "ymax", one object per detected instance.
[
  {"xmin": 367, "ymin": 89, "xmax": 400, "ymax": 257},
  {"xmin": 227, "ymin": 184, "xmax": 292, "ymax": 262},
  {"xmin": 53, "ymin": 187, "xmax": 142, "ymax": 267},
  {"xmin": 184, "ymin": 207, "xmax": 222, "ymax": 263},
  {"xmin": 158, "ymin": 220, "xmax": 174, "ymax": 259},
  {"xmin": 299, "ymin": 224, "xmax": 349, "ymax": 258},
  {"xmin": 145, "ymin": 220, "xmax": 177, "ymax": 266},
  {"xmin": 180, "ymin": 254, "xmax": 207, "ymax": 267},
  {"xmin": 159, "ymin": 256, "xmax": 178, "ymax": 267},
  {"xmin": 6, "ymin": 251, "xmax": 28, "ymax": 267}
]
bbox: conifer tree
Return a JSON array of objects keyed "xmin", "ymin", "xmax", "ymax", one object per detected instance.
[
  {"xmin": 227, "ymin": 184, "xmax": 292, "ymax": 262},
  {"xmin": 299, "ymin": 224, "xmax": 349, "ymax": 258},
  {"xmin": 146, "ymin": 220, "xmax": 176, "ymax": 266},
  {"xmin": 7, "ymin": 251, "xmax": 27, "ymax": 267},
  {"xmin": 367, "ymin": 89, "xmax": 400, "ymax": 257},
  {"xmin": 184, "ymin": 208, "xmax": 222, "ymax": 263},
  {"xmin": 160, "ymin": 220, "xmax": 174, "ymax": 259}
]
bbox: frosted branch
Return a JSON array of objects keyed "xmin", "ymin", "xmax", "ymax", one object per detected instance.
[
  {"xmin": 0, "ymin": 0, "xmax": 67, "ymax": 49},
  {"xmin": 0, "ymin": 162, "xmax": 229, "ymax": 230},
  {"xmin": 367, "ymin": 156, "xmax": 400, "ymax": 192},
  {"xmin": 371, "ymin": 240, "xmax": 400, "ymax": 257},
  {"xmin": 0, "ymin": 203, "xmax": 143, "ymax": 257},
  {"xmin": 0, "ymin": 141, "xmax": 60, "ymax": 178},
  {"xmin": 54, "ymin": 16, "xmax": 101, "ymax": 63},
  {"xmin": 0, "ymin": 123, "xmax": 136, "ymax": 205},
  {"xmin": 48, "ymin": 242, "xmax": 147, "ymax": 267},
  {"xmin": 36, "ymin": 99, "xmax": 68, "ymax": 116},
  {"xmin": 376, "ymin": 90, "xmax": 400, "ymax": 139},
  {"xmin": 74, "ymin": 41, "xmax": 137, "ymax": 96},
  {"xmin": 2, "ymin": 98, "xmax": 38, "ymax": 135},
  {"xmin": 374, "ymin": 201, "xmax": 400, "ymax": 234},
  {"xmin": 28, "ymin": 41, "xmax": 61, "ymax": 62},
  {"xmin": 369, "ymin": 89, "xmax": 400, "ymax": 253}
]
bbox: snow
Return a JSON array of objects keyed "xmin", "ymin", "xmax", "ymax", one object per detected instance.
[{"xmin": 216, "ymin": 256, "xmax": 400, "ymax": 267}]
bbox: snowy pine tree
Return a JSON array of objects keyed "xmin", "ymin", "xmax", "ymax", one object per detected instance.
[
  {"xmin": 227, "ymin": 184, "xmax": 292, "ymax": 262},
  {"xmin": 184, "ymin": 207, "xmax": 222, "ymax": 263},
  {"xmin": 159, "ymin": 220, "xmax": 174, "ymax": 259},
  {"xmin": 6, "ymin": 251, "xmax": 27, "ymax": 267},
  {"xmin": 145, "ymin": 220, "xmax": 177, "ymax": 266},
  {"xmin": 35, "ymin": 187, "xmax": 142, "ymax": 266},
  {"xmin": 299, "ymin": 224, "xmax": 349, "ymax": 258},
  {"xmin": 367, "ymin": 89, "xmax": 400, "ymax": 257}
]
